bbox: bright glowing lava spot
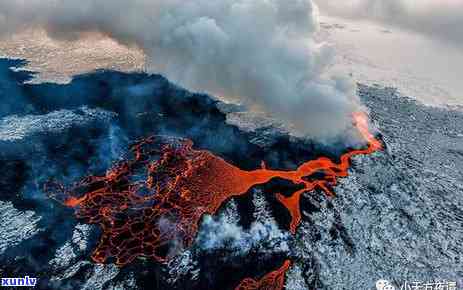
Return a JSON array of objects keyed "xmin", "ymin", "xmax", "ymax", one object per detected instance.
[
  {"xmin": 47, "ymin": 112, "xmax": 381, "ymax": 271},
  {"xmin": 234, "ymin": 260, "xmax": 291, "ymax": 290}
]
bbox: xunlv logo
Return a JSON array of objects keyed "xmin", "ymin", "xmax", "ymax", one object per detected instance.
[{"xmin": 1, "ymin": 276, "xmax": 37, "ymax": 287}]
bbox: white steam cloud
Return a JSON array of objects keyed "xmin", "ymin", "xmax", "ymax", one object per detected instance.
[
  {"xmin": 315, "ymin": 0, "xmax": 463, "ymax": 48},
  {"xmin": 0, "ymin": 0, "xmax": 360, "ymax": 139},
  {"xmin": 195, "ymin": 196, "xmax": 289, "ymax": 255},
  {"xmin": 196, "ymin": 215, "xmax": 289, "ymax": 255}
]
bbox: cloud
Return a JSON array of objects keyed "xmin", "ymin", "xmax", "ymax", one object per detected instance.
[
  {"xmin": 314, "ymin": 0, "xmax": 463, "ymax": 48},
  {"xmin": 195, "ymin": 194, "xmax": 289, "ymax": 255},
  {"xmin": 195, "ymin": 215, "xmax": 289, "ymax": 255},
  {"xmin": 0, "ymin": 0, "xmax": 361, "ymax": 139}
]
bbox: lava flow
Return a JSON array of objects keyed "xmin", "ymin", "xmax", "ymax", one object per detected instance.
[
  {"xmin": 48, "ymin": 112, "xmax": 381, "ymax": 266},
  {"xmin": 234, "ymin": 260, "xmax": 291, "ymax": 290}
]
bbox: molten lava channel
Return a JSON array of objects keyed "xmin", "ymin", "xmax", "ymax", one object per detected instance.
[
  {"xmin": 49, "ymin": 112, "xmax": 381, "ymax": 268},
  {"xmin": 234, "ymin": 260, "xmax": 291, "ymax": 290}
]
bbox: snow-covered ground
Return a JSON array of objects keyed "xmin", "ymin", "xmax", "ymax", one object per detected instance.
[
  {"xmin": 0, "ymin": 30, "xmax": 145, "ymax": 84},
  {"xmin": 317, "ymin": 14, "xmax": 463, "ymax": 107}
]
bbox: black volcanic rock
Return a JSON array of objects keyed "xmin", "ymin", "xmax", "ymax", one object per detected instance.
[
  {"xmin": 0, "ymin": 59, "xmax": 462, "ymax": 290},
  {"xmin": 0, "ymin": 59, "xmax": 338, "ymax": 290},
  {"xmin": 285, "ymin": 85, "xmax": 463, "ymax": 289}
]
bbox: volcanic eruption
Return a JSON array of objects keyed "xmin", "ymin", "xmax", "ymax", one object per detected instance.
[
  {"xmin": 1, "ymin": 0, "xmax": 463, "ymax": 289},
  {"xmin": 46, "ymin": 111, "xmax": 381, "ymax": 289},
  {"xmin": 0, "ymin": 0, "xmax": 360, "ymax": 139}
]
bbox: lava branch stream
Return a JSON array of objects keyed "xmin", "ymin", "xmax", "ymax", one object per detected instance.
[
  {"xmin": 234, "ymin": 260, "xmax": 291, "ymax": 290},
  {"xmin": 47, "ymin": 112, "xmax": 382, "ymax": 268}
]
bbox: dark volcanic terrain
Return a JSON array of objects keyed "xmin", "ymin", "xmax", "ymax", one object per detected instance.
[{"xmin": 0, "ymin": 59, "xmax": 461, "ymax": 289}]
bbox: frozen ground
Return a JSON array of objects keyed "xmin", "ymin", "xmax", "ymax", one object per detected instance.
[
  {"xmin": 285, "ymin": 84, "xmax": 463, "ymax": 289},
  {"xmin": 0, "ymin": 30, "xmax": 145, "ymax": 84},
  {"xmin": 317, "ymin": 15, "xmax": 463, "ymax": 107},
  {"xmin": 0, "ymin": 59, "xmax": 461, "ymax": 288}
]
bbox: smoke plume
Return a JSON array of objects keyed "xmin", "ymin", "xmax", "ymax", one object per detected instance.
[
  {"xmin": 0, "ymin": 0, "xmax": 360, "ymax": 139},
  {"xmin": 314, "ymin": 0, "xmax": 463, "ymax": 48}
]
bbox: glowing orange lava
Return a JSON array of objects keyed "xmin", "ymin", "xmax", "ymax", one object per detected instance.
[
  {"xmin": 49, "ymin": 112, "xmax": 381, "ymax": 265},
  {"xmin": 234, "ymin": 260, "xmax": 291, "ymax": 290}
]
